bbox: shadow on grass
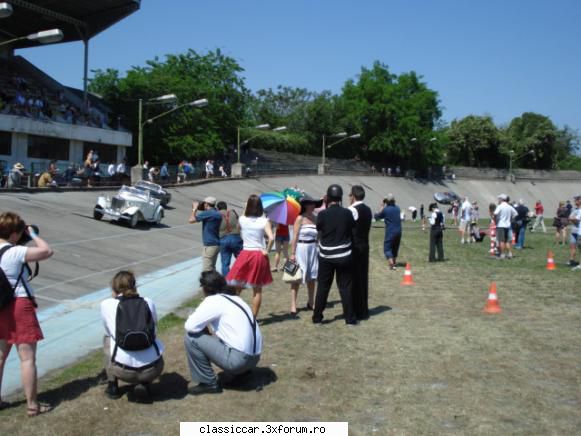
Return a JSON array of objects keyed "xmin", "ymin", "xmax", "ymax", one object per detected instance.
[
  {"xmin": 38, "ymin": 372, "xmax": 104, "ymax": 407},
  {"xmin": 259, "ymin": 300, "xmax": 341, "ymax": 326},
  {"xmin": 218, "ymin": 367, "xmax": 278, "ymax": 392},
  {"xmin": 150, "ymin": 372, "xmax": 189, "ymax": 401},
  {"xmin": 326, "ymin": 305, "xmax": 393, "ymax": 324}
]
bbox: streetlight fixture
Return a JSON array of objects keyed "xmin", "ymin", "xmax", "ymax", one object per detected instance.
[
  {"xmin": 320, "ymin": 132, "xmax": 360, "ymax": 174},
  {"xmin": 133, "ymin": 95, "xmax": 208, "ymax": 183},
  {"xmin": 0, "ymin": 2, "xmax": 13, "ymax": 18},
  {"xmin": 0, "ymin": 29, "xmax": 64, "ymax": 47},
  {"xmin": 236, "ymin": 124, "xmax": 287, "ymax": 163},
  {"xmin": 508, "ymin": 149, "xmax": 534, "ymax": 179}
]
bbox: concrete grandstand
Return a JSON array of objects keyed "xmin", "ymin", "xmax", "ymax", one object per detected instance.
[{"xmin": 0, "ymin": 0, "xmax": 140, "ymax": 185}]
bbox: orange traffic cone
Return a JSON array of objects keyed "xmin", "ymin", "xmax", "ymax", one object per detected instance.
[
  {"xmin": 546, "ymin": 250, "xmax": 556, "ymax": 270},
  {"xmin": 483, "ymin": 282, "xmax": 502, "ymax": 314},
  {"xmin": 400, "ymin": 263, "xmax": 416, "ymax": 285}
]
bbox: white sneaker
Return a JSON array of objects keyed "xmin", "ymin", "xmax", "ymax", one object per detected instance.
[{"xmin": 572, "ymin": 265, "xmax": 581, "ymax": 271}]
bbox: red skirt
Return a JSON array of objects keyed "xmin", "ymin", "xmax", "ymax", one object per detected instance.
[
  {"xmin": 226, "ymin": 250, "xmax": 273, "ymax": 288},
  {"xmin": 0, "ymin": 297, "xmax": 44, "ymax": 344}
]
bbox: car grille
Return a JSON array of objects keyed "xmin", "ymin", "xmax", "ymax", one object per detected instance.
[{"xmin": 111, "ymin": 197, "xmax": 125, "ymax": 210}]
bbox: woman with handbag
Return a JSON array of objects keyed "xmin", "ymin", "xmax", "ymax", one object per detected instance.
[
  {"xmin": 226, "ymin": 195, "xmax": 274, "ymax": 318},
  {"xmin": 0, "ymin": 212, "xmax": 53, "ymax": 417},
  {"xmin": 288, "ymin": 195, "xmax": 323, "ymax": 317}
]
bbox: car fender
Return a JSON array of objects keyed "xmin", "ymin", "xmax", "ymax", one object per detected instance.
[
  {"xmin": 123, "ymin": 206, "xmax": 141, "ymax": 217},
  {"xmin": 96, "ymin": 196, "xmax": 108, "ymax": 208}
]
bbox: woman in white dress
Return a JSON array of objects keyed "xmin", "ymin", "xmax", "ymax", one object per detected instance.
[{"xmin": 288, "ymin": 195, "xmax": 323, "ymax": 317}]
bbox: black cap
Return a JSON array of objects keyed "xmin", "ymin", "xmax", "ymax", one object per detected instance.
[{"xmin": 326, "ymin": 184, "xmax": 343, "ymax": 201}]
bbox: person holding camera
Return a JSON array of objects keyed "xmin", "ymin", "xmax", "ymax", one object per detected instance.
[
  {"xmin": 189, "ymin": 196, "xmax": 222, "ymax": 272},
  {"xmin": 184, "ymin": 271, "xmax": 262, "ymax": 395},
  {"xmin": 0, "ymin": 212, "xmax": 53, "ymax": 416}
]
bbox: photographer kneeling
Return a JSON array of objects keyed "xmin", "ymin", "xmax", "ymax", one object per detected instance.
[
  {"xmin": 0, "ymin": 212, "xmax": 53, "ymax": 417},
  {"xmin": 101, "ymin": 271, "xmax": 164, "ymax": 403},
  {"xmin": 184, "ymin": 271, "xmax": 262, "ymax": 395}
]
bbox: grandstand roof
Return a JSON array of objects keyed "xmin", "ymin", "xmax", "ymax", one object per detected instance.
[{"xmin": 0, "ymin": 0, "xmax": 141, "ymax": 48}]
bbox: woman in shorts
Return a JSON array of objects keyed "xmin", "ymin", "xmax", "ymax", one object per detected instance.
[{"xmin": 271, "ymin": 223, "xmax": 290, "ymax": 273}]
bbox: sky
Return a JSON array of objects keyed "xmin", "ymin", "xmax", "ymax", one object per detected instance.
[{"xmin": 16, "ymin": 0, "xmax": 581, "ymax": 133}]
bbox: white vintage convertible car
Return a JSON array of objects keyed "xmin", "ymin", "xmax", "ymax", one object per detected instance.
[{"xmin": 94, "ymin": 186, "xmax": 164, "ymax": 227}]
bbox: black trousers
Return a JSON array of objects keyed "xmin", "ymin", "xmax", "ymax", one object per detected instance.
[
  {"xmin": 429, "ymin": 228, "xmax": 444, "ymax": 261},
  {"xmin": 313, "ymin": 255, "xmax": 356, "ymax": 324},
  {"xmin": 352, "ymin": 243, "xmax": 369, "ymax": 320}
]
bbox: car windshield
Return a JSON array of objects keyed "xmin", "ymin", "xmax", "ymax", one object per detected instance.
[
  {"xmin": 135, "ymin": 181, "xmax": 161, "ymax": 192},
  {"xmin": 118, "ymin": 185, "xmax": 150, "ymax": 200}
]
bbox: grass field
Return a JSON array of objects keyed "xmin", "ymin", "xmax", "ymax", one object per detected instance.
[{"xmin": 1, "ymin": 220, "xmax": 580, "ymax": 435}]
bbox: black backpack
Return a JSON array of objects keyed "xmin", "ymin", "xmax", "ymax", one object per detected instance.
[
  {"xmin": 112, "ymin": 296, "xmax": 159, "ymax": 361},
  {"xmin": 0, "ymin": 245, "xmax": 31, "ymax": 309}
]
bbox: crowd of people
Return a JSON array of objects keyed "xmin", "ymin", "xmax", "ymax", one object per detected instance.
[{"xmin": 1, "ymin": 185, "xmax": 579, "ymax": 415}]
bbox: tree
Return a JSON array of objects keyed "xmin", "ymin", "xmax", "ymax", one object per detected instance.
[
  {"xmin": 337, "ymin": 61, "xmax": 443, "ymax": 170},
  {"xmin": 89, "ymin": 49, "xmax": 249, "ymax": 163},
  {"xmin": 447, "ymin": 115, "xmax": 502, "ymax": 167},
  {"xmin": 504, "ymin": 112, "xmax": 558, "ymax": 169}
]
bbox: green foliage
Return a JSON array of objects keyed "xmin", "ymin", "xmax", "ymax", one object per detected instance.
[
  {"xmin": 90, "ymin": 49, "xmax": 249, "ymax": 163},
  {"xmin": 337, "ymin": 61, "xmax": 442, "ymax": 169},
  {"xmin": 504, "ymin": 112, "xmax": 558, "ymax": 169},
  {"xmin": 447, "ymin": 115, "xmax": 503, "ymax": 167}
]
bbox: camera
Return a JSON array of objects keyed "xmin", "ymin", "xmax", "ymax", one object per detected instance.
[
  {"xmin": 17, "ymin": 224, "xmax": 39, "ymax": 245},
  {"xmin": 196, "ymin": 201, "xmax": 206, "ymax": 211}
]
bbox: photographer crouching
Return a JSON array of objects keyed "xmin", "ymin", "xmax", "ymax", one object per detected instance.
[{"xmin": 0, "ymin": 212, "xmax": 53, "ymax": 416}]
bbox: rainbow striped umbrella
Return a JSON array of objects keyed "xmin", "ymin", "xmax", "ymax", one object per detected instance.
[{"xmin": 260, "ymin": 192, "xmax": 301, "ymax": 225}]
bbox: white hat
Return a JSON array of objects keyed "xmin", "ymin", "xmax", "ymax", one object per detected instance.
[
  {"xmin": 204, "ymin": 196, "xmax": 217, "ymax": 205},
  {"xmin": 497, "ymin": 193, "xmax": 508, "ymax": 201}
]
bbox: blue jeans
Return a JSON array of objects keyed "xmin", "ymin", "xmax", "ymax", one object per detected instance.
[
  {"xmin": 515, "ymin": 226, "xmax": 526, "ymax": 249},
  {"xmin": 220, "ymin": 234, "xmax": 243, "ymax": 276}
]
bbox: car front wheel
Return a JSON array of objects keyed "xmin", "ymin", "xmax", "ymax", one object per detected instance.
[
  {"xmin": 93, "ymin": 206, "xmax": 104, "ymax": 220},
  {"xmin": 128, "ymin": 213, "xmax": 139, "ymax": 228}
]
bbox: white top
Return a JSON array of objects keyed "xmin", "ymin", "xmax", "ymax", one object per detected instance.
[
  {"xmin": 0, "ymin": 243, "xmax": 34, "ymax": 297},
  {"xmin": 570, "ymin": 208, "xmax": 581, "ymax": 234},
  {"xmin": 107, "ymin": 164, "xmax": 116, "ymax": 176},
  {"xmin": 184, "ymin": 294, "xmax": 262, "ymax": 355},
  {"xmin": 100, "ymin": 297, "xmax": 164, "ymax": 368},
  {"xmin": 461, "ymin": 200, "xmax": 472, "ymax": 221},
  {"xmin": 348, "ymin": 200, "xmax": 370, "ymax": 222},
  {"xmin": 116, "ymin": 163, "xmax": 126, "ymax": 174},
  {"xmin": 494, "ymin": 202, "xmax": 517, "ymax": 228},
  {"xmin": 239, "ymin": 215, "xmax": 268, "ymax": 250}
]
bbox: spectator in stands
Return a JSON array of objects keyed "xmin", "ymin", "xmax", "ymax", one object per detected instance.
[
  {"xmin": 160, "ymin": 163, "xmax": 169, "ymax": 183},
  {"xmin": 37, "ymin": 171, "xmax": 54, "ymax": 188},
  {"xmin": 205, "ymin": 160, "xmax": 214, "ymax": 179},
  {"xmin": 148, "ymin": 167, "xmax": 159, "ymax": 182},
  {"xmin": 107, "ymin": 163, "xmax": 116, "ymax": 178},
  {"xmin": 116, "ymin": 159, "xmax": 127, "ymax": 177},
  {"xmin": 7, "ymin": 163, "xmax": 25, "ymax": 188}
]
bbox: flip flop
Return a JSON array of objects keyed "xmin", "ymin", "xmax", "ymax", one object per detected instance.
[{"xmin": 27, "ymin": 403, "xmax": 53, "ymax": 418}]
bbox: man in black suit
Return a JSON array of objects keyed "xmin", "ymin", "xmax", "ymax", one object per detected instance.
[
  {"xmin": 348, "ymin": 185, "xmax": 372, "ymax": 320},
  {"xmin": 313, "ymin": 184, "xmax": 357, "ymax": 325}
]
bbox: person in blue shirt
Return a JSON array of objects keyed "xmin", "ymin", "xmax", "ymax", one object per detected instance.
[
  {"xmin": 189, "ymin": 196, "xmax": 222, "ymax": 272},
  {"xmin": 374, "ymin": 193, "xmax": 402, "ymax": 270}
]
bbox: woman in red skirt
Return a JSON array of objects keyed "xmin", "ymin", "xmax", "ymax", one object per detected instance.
[
  {"xmin": 226, "ymin": 195, "xmax": 274, "ymax": 318},
  {"xmin": 0, "ymin": 212, "xmax": 54, "ymax": 416}
]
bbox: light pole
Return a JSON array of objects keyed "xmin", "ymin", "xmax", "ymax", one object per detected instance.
[
  {"xmin": 232, "ymin": 124, "xmax": 287, "ymax": 177},
  {"xmin": 508, "ymin": 149, "xmax": 534, "ymax": 182},
  {"xmin": 0, "ymin": 28, "xmax": 64, "ymax": 47},
  {"xmin": 320, "ymin": 132, "xmax": 361, "ymax": 175},
  {"xmin": 132, "ymin": 95, "xmax": 208, "ymax": 183}
]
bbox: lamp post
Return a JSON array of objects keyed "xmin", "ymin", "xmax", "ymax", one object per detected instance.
[
  {"xmin": 132, "ymin": 95, "xmax": 208, "ymax": 183},
  {"xmin": 232, "ymin": 124, "xmax": 287, "ymax": 177},
  {"xmin": 0, "ymin": 28, "xmax": 64, "ymax": 47},
  {"xmin": 508, "ymin": 149, "xmax": 534, "ymax": 182},
  {"xmin": 319, "ymin": 132, "xmax": 361, "ymax": 175}
]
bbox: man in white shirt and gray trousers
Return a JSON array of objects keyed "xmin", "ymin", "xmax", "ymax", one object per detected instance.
[{"xmin": 184, "ymin": 271, "xmax": 262, "ymax": 395}]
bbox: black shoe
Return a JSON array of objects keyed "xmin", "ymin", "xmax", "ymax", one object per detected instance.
[
  {"xmin": 130, "ymin": 383, "xmax": 152, "ymax": 404},
  {"xmin": 188, "ymin": 383, "xmax": 223, "ymax": 395},
  {"xmin": 312, "ymin": 316, "xmax": 323, "ymax": 325},
  {"xmin": 105, "ymin": 381, "xmax": 122, "ymax": 400},
  {"xmin": 346, "ymin": 320, "xmax": 359, "ymax": 327},
  {"xmin": 289, "ymin": 311, "xmax": 300, "ymax": 319}
]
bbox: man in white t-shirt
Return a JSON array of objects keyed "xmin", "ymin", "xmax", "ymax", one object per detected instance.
[
  {"xmin": 459, "ymin": 197, "xmax": 473, "ymax": 244},
  {"xmin": 493, "ymin": 194, "xmax": 518, "ymax": 259},
  {"xmin": 568, "ymin": 195, "xmax": 581, "ymax": 270},
  {"xmin": 184, "ymin": 271, "xmax": 262, "ymax": 395}
]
